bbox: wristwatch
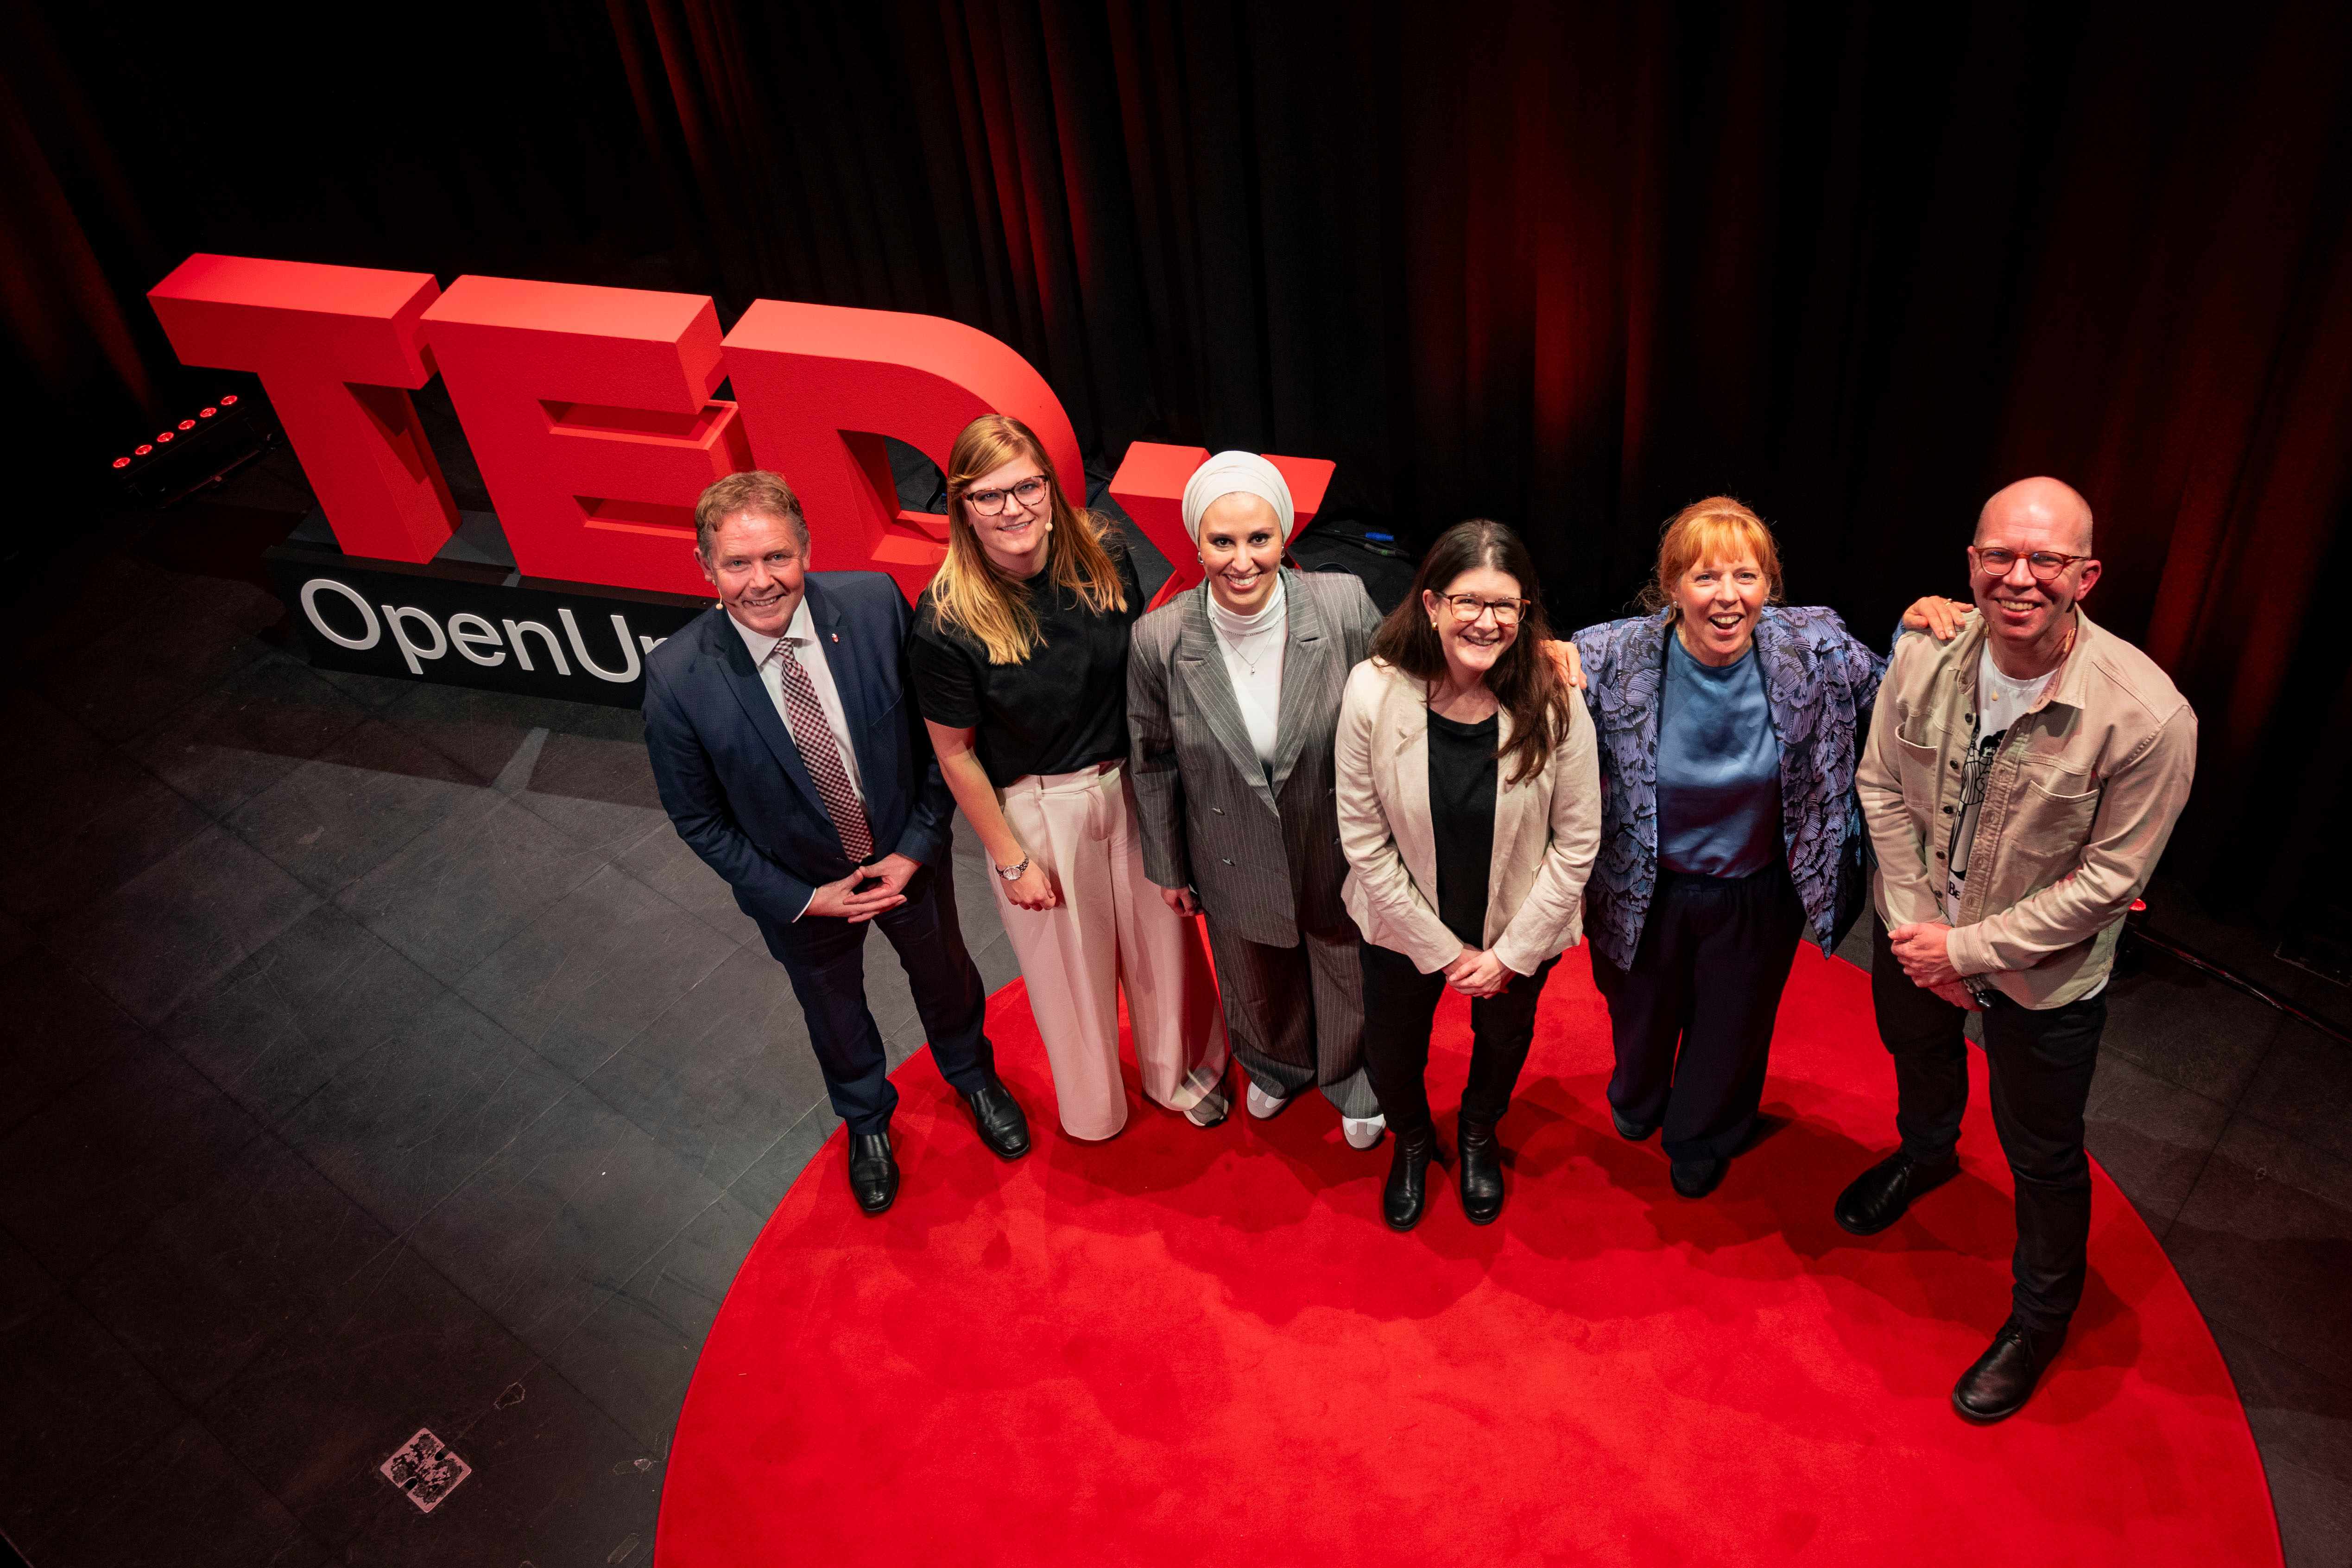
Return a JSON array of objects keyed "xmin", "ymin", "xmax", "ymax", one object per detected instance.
[{"xmin": 996, "ymin": 854, "xmax": 1031, "ymax": 882}]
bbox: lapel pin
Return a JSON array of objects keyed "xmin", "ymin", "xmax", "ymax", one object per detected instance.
[{"xmin": 830, "ymin": 632, "xmax": 839, "ymax": 644}]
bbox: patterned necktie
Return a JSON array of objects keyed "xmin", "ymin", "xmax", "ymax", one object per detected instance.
[{"xmin": 771, "ymin": 639, "xmax": 875, "ymax": 866}]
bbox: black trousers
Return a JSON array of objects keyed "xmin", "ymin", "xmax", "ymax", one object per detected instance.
[
  {"xmin": 1359, "ymin": 940, "xmax": 1559, "ymax": 1136},
  {"xmin": 1590, "ymin": 861, "xmax": 1808, "ymax": 1163},
  {"xmin": 1870, "ymin": 915, "xmax": 2106, "ymax": 1332},
  {"xmin": 757, "ymin": 860, "xmax": 994, "ymax": 1137}
]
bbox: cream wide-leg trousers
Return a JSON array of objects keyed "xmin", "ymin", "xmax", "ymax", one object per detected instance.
[{"xmin": 990, "ymin": 761, "xmax": 1230, "ymax": 1141}]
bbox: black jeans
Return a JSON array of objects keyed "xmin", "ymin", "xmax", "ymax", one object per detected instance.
[
  {"xmin": 758, "ymin": 860, "xmax": 994, "ymax": 1137},
  {"xmin": 1359, "ymin": 941, "xmax": 1559, "ymax": 1136},
  {"xmin": 1591, "ymin": 861, "xmax": 1807, "ymax": 1162},
  {"xmin": 1870, "ymin": 916, "xmax": 2106, "ymax": 1332}
]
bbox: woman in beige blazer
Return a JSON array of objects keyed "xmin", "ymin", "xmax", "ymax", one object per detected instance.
[{"xmin": 1335, "ymin": 519, "xmax": 1601, "ymax": 1231}]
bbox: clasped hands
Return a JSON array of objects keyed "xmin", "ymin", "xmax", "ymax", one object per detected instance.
[
  {"xmin": 805, "ymin": 852, "xmax": 922, "ymax": 923},
  {"xmin": 1887, "ymin": 920, "xmax": 1983, "ymax": 1012},
  {"xmin": 1444, "ymin": 945, "xmax": 1512, "ymax": 999}
]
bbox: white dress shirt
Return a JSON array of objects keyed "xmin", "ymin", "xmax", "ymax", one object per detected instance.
[
  {"xmin": 727, "ymin": 596, "xmax": 867, "ymax": 804},
  {"xmin": 1207, "ymin": 578, "xmax": 1286, "ymax": 772}
]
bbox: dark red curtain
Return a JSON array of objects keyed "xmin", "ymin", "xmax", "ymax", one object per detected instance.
[{"xmin": 7, "ymin": 0, "xmax": 2352, "ymax": 913}]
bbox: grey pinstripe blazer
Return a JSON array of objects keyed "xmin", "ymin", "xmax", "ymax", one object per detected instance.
[{"xmin": 1128, "ymin": 569, "xmax": 1383, "ymax": 948}]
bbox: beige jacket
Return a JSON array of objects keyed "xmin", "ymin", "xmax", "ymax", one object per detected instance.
[
  {"xmin": 1335, "ymin": 658, "xmax": 1602, "ymax": 976},
  {"xmin": 1858, "ymin": 607, "xmax": 2196, "ymax": 1008}
]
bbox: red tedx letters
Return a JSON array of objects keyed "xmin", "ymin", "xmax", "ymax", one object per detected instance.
[
  {"xmin": 150, "ymin": 255, "xmax": 1332, "ymax": 603},
  {"xmin": 724, "ymin": 300, "xmax": 1084, "ymax": 602},
  {"xmin": 420, "ymin": 277, "xmax": 751, "ymax": 598},
  {"xmin": 149, "ymin": 256, "xmax": 459, "ymax": 562},
  {"xmin": 1107, "ymin": 443, "xmax": 1335, "ymax": 608}
]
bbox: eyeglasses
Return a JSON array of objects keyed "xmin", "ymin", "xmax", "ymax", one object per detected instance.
[
  {"xmin": 1437, "ymin": 593, "xmax": 1528, "ymax": 626},
  {"xmin": 1971, "ymin": 545, "xmax": 2091, "ymax": 582},
  {"xmin": 965, "ymin": 476, "xmax": 1050, "ymax": 516},
  {"xmin": 1947, "ymin": 733, "xmax": 1997, "ymax": 872}
]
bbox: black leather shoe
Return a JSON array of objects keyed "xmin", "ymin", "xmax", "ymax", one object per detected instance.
[
  {"xmin": 1670, "ymin": 1155, "xmax": 1726, "ymax": 1199},
  {"xmin": 1457, "ymin": 1119, "xmax": 1506, "ymax": 1225},
  {"xmin": 961, "ymin": 1074, "xmax": 1031, "ymax": 1161},
  {"xmin": 1952, "ymin": 1314, "xmax": 2068, "ymax": 1423},
  {"xmin": 1384, "ymin": 1124, "xmax": 1437, "ymax": 1232},
  {"xmin": 1834, "ymin": 1149, "xmax": 1959, "ymax": 1236},
  {"xmin": 847, "ymin": 1131, "xmax": 898, "ymax": 1215},
  {"xmin": 1612, "ymin": 1106, "xmax": 1657, "ymax": 1141}
]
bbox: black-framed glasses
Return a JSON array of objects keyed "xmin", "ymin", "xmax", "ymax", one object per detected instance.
[
  {"xmin": 1971, "ymin": 545, "xmax": 2090, "ymax": 582},
  {"xmin": 965, "ymin": 476, "xmax": 1050, "ymax": 516},
  {"xmin": 1438, "ymin": 593, "xmax": 1528, "ymax": 626}
]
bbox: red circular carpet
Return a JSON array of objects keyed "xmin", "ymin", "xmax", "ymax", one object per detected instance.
[{"xmin": 658, "ymin": 946, "xmax": 2282, "ymax": 1566}]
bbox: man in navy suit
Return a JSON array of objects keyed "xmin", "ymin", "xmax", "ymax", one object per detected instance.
[{"xmin": 645, "ymin": 470, "xmax": 1029, "ymax": 1214}]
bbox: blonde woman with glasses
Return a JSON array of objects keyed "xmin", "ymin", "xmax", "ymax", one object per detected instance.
[{"xmin": 911, "ymin": 415, "xmax": 1229, "ymax": 1141}]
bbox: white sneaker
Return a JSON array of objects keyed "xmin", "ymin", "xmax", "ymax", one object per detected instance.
[
  {"xmin": 1342, "ymin": 1114, "xmax": 1386, "ymax": 1150},
  {"xmin": 1182, "ymin": 1084, "xmax": 1230, "ymax": 1128},
  {"xmin": 1245, "ymin": 1081, "xmax": 1290, "ymax": 1119}
]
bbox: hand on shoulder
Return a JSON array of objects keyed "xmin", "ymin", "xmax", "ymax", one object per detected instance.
[{"xmin": 1901, "ymin": 595, "xmax": 1973, "ymax": 642}]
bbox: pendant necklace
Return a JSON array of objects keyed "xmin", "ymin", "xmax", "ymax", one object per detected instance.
[
  {"xmin": 1227, "ymin": 631, "xmax": 1277, "ymax": 677},
  {"xmin": 1223, "ymin": 617, "xmax": 1284, "ymax": 678}
]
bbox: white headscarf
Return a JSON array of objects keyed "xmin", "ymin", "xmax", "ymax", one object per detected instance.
[{"xmin": 1180, "ymin": 450, "xmax": 1294, "ymax": 543}]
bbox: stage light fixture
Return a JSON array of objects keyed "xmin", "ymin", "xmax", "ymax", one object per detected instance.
[{"xmin": 109, "ymin": 384, "xmax": 278, "ymax": 505}]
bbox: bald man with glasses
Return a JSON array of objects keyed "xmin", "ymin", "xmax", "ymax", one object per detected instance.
[{"xmin": 1839, "ymin": 477, "xmax": 2197, "ymax": 1423}]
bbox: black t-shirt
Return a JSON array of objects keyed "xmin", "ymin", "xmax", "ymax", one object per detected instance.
[
  {"xmin": 909, "ymin": 530, "xmax": 1146, "ymax": 787},
  {"xmin": 1427, "ymin": 708, "xmax": 1499, "ymax": 949}
]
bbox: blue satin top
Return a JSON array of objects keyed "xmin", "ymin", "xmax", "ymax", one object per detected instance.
[{"xmin": 1656, "ymin": 632, "xmax": 1783, "ymax": 879}]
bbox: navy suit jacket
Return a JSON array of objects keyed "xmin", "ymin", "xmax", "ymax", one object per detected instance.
[{"xmin": 642, "ymin": 574, "xmax": 955, "ymax": 928}]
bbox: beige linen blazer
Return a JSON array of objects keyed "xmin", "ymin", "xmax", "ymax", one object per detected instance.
[
  {"xmin": 1334, "ymin": 657, "xmax": 1602, "ymax": 976},
  {"xmin": 1858, "ymin": 606, "xmax": 2196, "ymax": 1007}
]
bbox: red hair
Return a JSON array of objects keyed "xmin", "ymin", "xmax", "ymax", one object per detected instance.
[{"xmin": 1641, "ymin": 496, "xmax": 1785, "ymax": 613}]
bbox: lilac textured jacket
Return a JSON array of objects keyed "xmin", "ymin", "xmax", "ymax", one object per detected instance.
[{"xmin": 1569, "ymin": 607, "xmax": 1886, "ymax": 971}]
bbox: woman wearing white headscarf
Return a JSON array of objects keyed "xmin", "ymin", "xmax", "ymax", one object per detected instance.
[{"xmin": 1127, "ymin": 454, "xmax": 1391, "ymax": 1145}]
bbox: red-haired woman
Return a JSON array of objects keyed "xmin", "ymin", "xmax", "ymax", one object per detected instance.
[
  {"xmin": 1571, "ymin": 499, "xmax": 1908, "ymax": 1200},
  {"xmin": 910, "ymin": 415, "xmax": 1229, "ymax": 1143}
]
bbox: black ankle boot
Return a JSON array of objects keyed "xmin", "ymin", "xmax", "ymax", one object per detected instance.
[
  {"xmin": 1384, "ymin": 1124, "xmax": 1436, "ymax": 1232},
  {"xmin": 1457, "ymin": 1118, "xmax": 1505, "ymax": 1225}
]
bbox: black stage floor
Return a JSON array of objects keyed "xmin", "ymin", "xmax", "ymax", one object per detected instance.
[{"xmin": 1, "ymin": 454, "xmax": 2346, "ymax": 1567}]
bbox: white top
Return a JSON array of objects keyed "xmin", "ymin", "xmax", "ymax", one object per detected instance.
[
  {"xmin": 1207, "ymin": 579, "xmax": 1287, "ymax": 771},
  {"xmin": 1944, "ymin": 640, "xmax": 2058, "ymax": 925},
  {"xmin": 727, "ymin": 595, "xmax": 866, "ymax": 805}
]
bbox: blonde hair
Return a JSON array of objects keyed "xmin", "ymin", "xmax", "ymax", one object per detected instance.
[
  {"xmin": 1640, "ymin": 495, "xmax": 1785, "ymax": 614},
  {"xmin": 926, "ymin": 414, "xmax": 1126, "ymax": 664}
]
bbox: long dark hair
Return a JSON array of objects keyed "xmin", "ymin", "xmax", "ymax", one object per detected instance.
[{"xmin": 1369, "ymin": 519, "xmax": 1571, "ymax": 786}]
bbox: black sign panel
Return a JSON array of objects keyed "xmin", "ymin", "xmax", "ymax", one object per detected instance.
[{"xmin": 266, "ymin": 544, "xmax": 710, "ymax": 708}]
